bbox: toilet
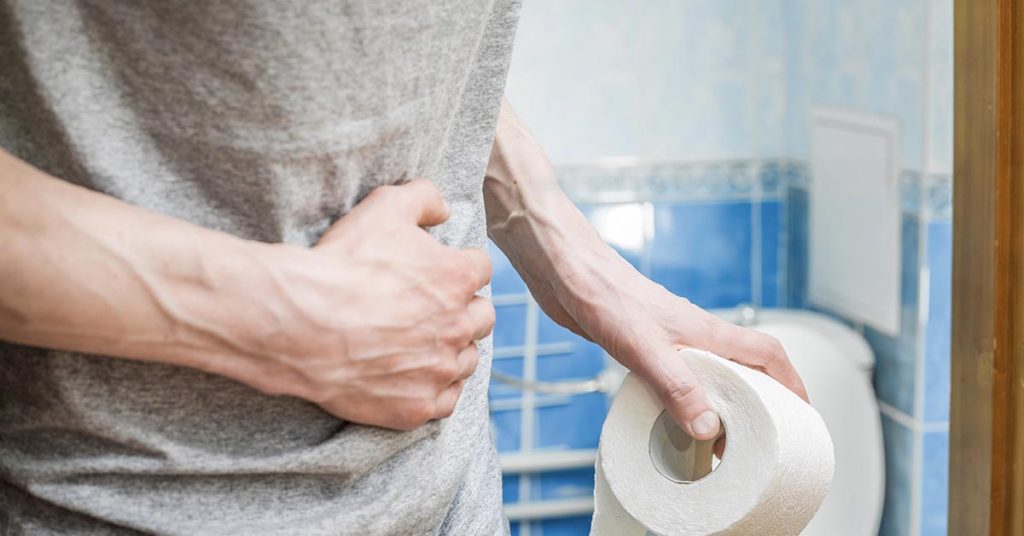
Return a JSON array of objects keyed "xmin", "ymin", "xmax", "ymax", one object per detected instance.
[{"xmin": 715, "ymin": 307, "xmax": 885, "ymax": 536}]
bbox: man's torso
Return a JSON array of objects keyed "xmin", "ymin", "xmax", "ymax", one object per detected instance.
[{"xmin": 0, "ymin": 1, "xmax": 520, "ymax": 533}]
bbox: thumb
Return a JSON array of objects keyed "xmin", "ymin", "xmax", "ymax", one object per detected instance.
[
  {"xmin": 644, "ymin": 349, "xmax": 721, "ymax": 441},
  {"xmin": 358, "ymin": 178, "xmax": 449, "ymax": 227},
  {"xmin": 317, "ymin": 179, "xmax": 449, "ymax": 248}
]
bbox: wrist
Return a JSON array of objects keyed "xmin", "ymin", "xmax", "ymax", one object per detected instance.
[
  {"xmin": 154, "ymin": 238, "xmax": 302, "ymax": 382},
  {"xmin": 551, "ymin": 243, "xmax": 645, "ymax": 313}
]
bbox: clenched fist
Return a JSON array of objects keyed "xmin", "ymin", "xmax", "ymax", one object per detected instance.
[{"xmin": 223, "ymin": 180, "xmax": 494, "ymax": 430}]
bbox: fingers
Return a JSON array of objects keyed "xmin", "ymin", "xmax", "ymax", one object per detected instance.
[
  {"xmin": 705, "ymin": 317, "xmax": 809, "ymax": 403},
  {"xmin": 466, "ymin": 296, "xmax": 496, "ymax": 341},
  {"xmin": 361, "ymin": 178, "xmax": 448, "ymax": 227},
  {"xmin": 455, "ymin": 343, "xmax": 480, "ymax": 381},
  {"xmin": 642, "ymin": 347, "xmax": 722, "ymax": 441},
  {"xmin": 319, "ymin": 179, "xmax": 450, "ymax": 246},
  {"xmin": 458, "ymin": 248, "xmax": 493, "ymax": 294},
  {"xmin": 426, "ymin": 345, "xmax": 477, "ymax": 423},
  {"xmin": 394, "ymin": 179, "xmax": 449, "ymax": 227},
  {"xmin": 433, "ymin": 380, "xmax": 465, "ymax": 419}
]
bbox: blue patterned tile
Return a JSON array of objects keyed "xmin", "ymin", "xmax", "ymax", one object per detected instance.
[
  {"xmin": 924, "ymin": 221, "xmax": 952, "ymax": 422},
  {"xmin": 902, "ymin": 170, "xmax": 923, "ymax": 214},
  {"xmin": 868, "ymin": 214, "xmax": 921, "ymax": 416},
  {"xmin": 491, "ymin": 409, "xmax": 521, "ymax": 453},
  {"xmin": 879, "ymin": 414, "xmax": 914, "ymax": 536},
  {"xmin": 786, "ymin": 187, "xmax": 809, "ymax": 308},
  {"xmin": 509, "ymin": 521, "xmax": 520, "ymax": 536},
  {"xmin": 536, "ymin": 393, "xmax": 606, "ymax": 450},
  {"xmin": 758, "ymin": 161, "xmax": 787, "ymax": 198},
  {"xmin": 489, "ymin": 241, "xmax": 526, "ymax": 295},
  {"xmin": 921, "ymin": 431, "xmax": 949, "ymax": 535},
  {"xmin": 649, "ymin": 202, "xmax": 753, "ymax": 309},
  {"xmin": 761, "ymin": 200, "xmax": 782, "ymax": 307},
  {"xmin": 926, "ymin": 174, "xmax": 953, "ymax": 220},
  {"xmin": 539, "ymin": 516, "xmax": 592, "ymax": 536}
]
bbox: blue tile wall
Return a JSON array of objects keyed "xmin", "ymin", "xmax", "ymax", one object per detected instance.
[
  {"xmin": 929, "ymin": 0, "xmax": 954, "ymax": 175},
  {"xmin": 494, "ymin": 305, "xmax": 527, "ymax": 348},
  {"xmin": 866, "ymin": 214, "xmax": 921, "ymax": 417},
  {"xmin": 537, "ymin": 468, "xmax": 596, "ymax": 500},
  {"xmin": 507, "ymin": 1, "xmax": 788, "ymax": 164},
  {"xmin": 760, "ymin": 200, "xmax": 783, "ymax": 307},
  {"xmin": 924, "ymin": 222, "xmax": 952, "ymax": 422},
  {"xmin": 502, "ymin": 474, "xmax": 520, "ymax": 503},
  {"xmin": 578, "ymin": 203, "xmax": 647, "ymax": 272},
  {"xmin": 788, "ymin": 0, "xmax": 928, "ymax": 167},
  {"xmin": 921, "ymin": 430, "xmax": 950, "ymax": 535},
  {"xmin": 650, "ymin": 202, "xmax": 753, "ymax": 309},
  {"xmin": 880, "ymin": 414, "xmax": 914, "ymax": 536},
  {"xmin": 536, "ymin": 393, "xmax": 607, "ymax": 450},
  {"xmin": 490, "ymin": 357, "xmax": 524, "ymax": 401},
  {"xmin": 487, "ymin": 160, "xmax": 951, "ymax": 536},
  {"xmin": 505, "ymin": 0, "xmax": 953, "ymax": 530},
  {"xmin": 489, "ymin": 162, "xmax": 793, "ymax": 534},
  {"xmin": 540, "ymin": 516, "xmax": 593, "ymax": 536},
  {"xmin": 491, "ymin": 408, "xmax": 522, "ymax": 453},
  {"xmin": 785, "ymin": 187, "xmax": 809, "ymax": 308},
  {"xmin": 535, "ymin": 346, "xmax": 605, "ymax": 384}
]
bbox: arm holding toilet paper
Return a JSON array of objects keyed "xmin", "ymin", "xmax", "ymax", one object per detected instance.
[{"xmin": 484, "ymin": 99, "xmax": 809, "ymax": 442}]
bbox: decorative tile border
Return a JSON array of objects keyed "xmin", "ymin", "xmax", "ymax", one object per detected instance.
[
  {"xmin": 555, "ymin": 158, "xmax": 800, "ymax": 204},
  {"xmin": 901, "ymin": 170, "xmax": 923, "ymax": 215},
  {"xmin": 555, "ymin": 158, "xmax": 952, "ymax": 220},
  {"xmin": 924, "ymin": 174, "xmax": 952, "ymax": 220},
  {"xmin": 899, "ymin": 170, "xmax": 953, "ymax": 220}
]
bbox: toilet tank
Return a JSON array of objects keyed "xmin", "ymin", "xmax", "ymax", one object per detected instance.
[{"xmin": 713, "ymin": 308, "xmax": 885, "ymax": 536}]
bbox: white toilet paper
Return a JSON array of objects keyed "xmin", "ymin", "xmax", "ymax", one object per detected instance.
[{"xmin": 591, "ymin": 349, "xmax": 834, "ymax": 536}]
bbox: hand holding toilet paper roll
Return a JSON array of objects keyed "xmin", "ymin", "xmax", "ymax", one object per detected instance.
[{"xmin": 591, "ymin": 349, "xmax": 834, "ymax": 536}]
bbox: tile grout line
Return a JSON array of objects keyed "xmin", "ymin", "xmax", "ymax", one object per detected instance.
[
  {"xmin": 518, "ymin": 295, "xmax": 540, "ymax": 536},
  {"xmin": 878, "ymin": 400, "xmax": 949, "ymax": 434},
  {"xmin": 910, "ymin": 0, "xmax": 936, "ymax": 533},
  {"xmin": 751, "ymin": 168, "xmax": 763, "ymax": 307},
  {"xmin": 642, "ymin": 201, "xmax": 654, "ymax": 277},
  {"xmin": 493, "ymin": 293, "xmax": 531, "ymax": 306}
]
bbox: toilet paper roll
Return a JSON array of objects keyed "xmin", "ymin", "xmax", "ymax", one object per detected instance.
[{"xmin": 591, "ymin": 349, "xmax": 834, "ymax": 536}]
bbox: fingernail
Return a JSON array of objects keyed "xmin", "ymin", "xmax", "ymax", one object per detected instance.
[{"xmin": 691, "ymin": 410, "xmax": 721, "ymax": 438}]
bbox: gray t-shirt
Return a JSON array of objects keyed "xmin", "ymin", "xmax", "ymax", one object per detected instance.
[{"xmin": 0, "ymin": 1, "xmax": 520, "ymax": 534}]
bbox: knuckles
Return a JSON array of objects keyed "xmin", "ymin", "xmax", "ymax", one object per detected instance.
[
  {"xmin": 661, "ymin": 377, "xmax": 701, "ymax": 406},
  {"xmin": 434, "ymin": 398, "xmax": 457, "ymax": 419},
  {"xmin": 433, "ymin": 355, "xmax": 462, "ymax": 384},
  {"xmin": 442, "ymin": 314, "xmax": 474, "ymax": 347},
  {"xmin": 391, "ymin": 401, "xmax": 435, "ymax": 431}
]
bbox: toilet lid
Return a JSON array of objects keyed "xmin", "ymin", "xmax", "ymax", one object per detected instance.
[{"xmin": 754, "ymin": 320, "xmax": 885, "ymax": 536}]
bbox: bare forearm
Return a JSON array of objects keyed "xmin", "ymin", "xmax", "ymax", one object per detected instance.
[
  {"xmin": 0, "ymin": 148, "xmax": 276, "ymax": 374},
  {"xmin": 483, "ymin": 100, "xmax": 807, "ymax": 442},
  {"xmin": 0, "ymin": 151, "xmax": 495, "ymax": 429},
  {"xmin": 483, "ymin": 99, "xmax": 634, "ymax": 308}
]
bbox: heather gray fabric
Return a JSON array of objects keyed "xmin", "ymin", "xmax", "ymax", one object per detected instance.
[{"xmin": 0, "ymin": 1, "xmax": 520, "ymax": 534}]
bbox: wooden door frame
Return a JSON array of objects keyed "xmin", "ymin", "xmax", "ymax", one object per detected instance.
[{"xmin": 951, "ymin": 0, "xmax": 1024, "ymax": 534}]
